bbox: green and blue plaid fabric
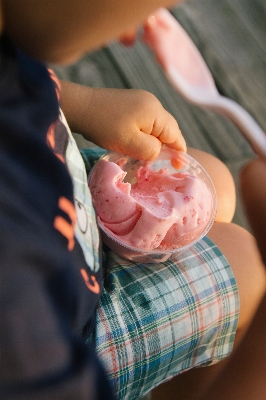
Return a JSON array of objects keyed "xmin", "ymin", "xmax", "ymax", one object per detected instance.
[
  {"xmin": 91, "ymin": 240, "xmax": 239, "ymax": 399},
  {"xmin": 64, "ymin": 126, "xmax": 239, "ymax": 400},
  {"xmin": 62, "ymin": 111, "xmax": 102, "ymax": 273}
]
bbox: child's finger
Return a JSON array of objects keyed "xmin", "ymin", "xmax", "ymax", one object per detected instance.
[
  {"xmin": 150, "ymin": 109, "xmax": 187, "ymax": 153},
  {"xmin": 119, "ymin": 28, "xmax": 138, "ymax": 46},
  {"xmin": 122, "ymin": 130, "xmax": 163, "ymax": 161}
]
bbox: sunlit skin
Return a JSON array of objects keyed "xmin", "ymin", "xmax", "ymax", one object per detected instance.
[
  {"xmin": 1, "ymin": 1, "xmax": 266, "ymax": 399},
  {"xmin": 1, "ymin": 0, "xmax": 179, "ymax": 64},
  {"xmin": 201, "ymin": 159, "xmax": 266, "ymax": 400}
]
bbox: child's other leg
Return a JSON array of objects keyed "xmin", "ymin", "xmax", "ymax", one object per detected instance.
[
  {"xmin": 187, "ymin": 148, "xmax": 265, "ymax": 341},
  {"xmin": 202, "ymin": 295, "xmax": 266, "ymax": 400},
  {"xmin": 152, "ymin": 221, "xmax": 266, "ymax": 400}
]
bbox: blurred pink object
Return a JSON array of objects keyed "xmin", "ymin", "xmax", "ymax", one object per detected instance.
[{"xmin": 142, "ymin": 8, "xmax": 266, "ymax": 159}]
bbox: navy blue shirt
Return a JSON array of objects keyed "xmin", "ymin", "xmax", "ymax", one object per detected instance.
[{"xmin": 0, "ymin": 34, "xmax": 114, "ymax": 399}]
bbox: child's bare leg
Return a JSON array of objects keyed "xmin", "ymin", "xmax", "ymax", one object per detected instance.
[
  {"xmin": 209, "ymin": 223, "xmax": 266, "ymax": 339},
  {"xmin": 202, "ymin": 295, "xmax": 266, "ymax": 400},
  {"xmin": 187, "ymin": 148, "xmax": 236, "ymax": 223},
  {"xmin": 152, "ymin": 222, "xmax": 266, "ymax": 400}
]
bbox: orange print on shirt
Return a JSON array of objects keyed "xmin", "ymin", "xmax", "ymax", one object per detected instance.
[
  {"xmin": 47, "ymin": 68, "xmax": 61, "ymax": 101},
  {"xmin": 54, "ymin": 197, "xmax": 76, "ymax": 250},
  {"xmin": 80, "ymin": 268, "xmax": 100, "ymax": 294},
  {"xmin": 46, "ymin": 123, "xmax": 65, "ymax": 163}
]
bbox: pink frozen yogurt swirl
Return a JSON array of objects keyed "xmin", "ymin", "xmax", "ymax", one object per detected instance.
[{"xmin": 89, "ymin": 159, "xmax": 212, "ymax": 250}]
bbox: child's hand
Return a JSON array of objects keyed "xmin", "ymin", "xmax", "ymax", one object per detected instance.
[{"xmin": 61, "ymin": 82, "xmax": 186, "ymax": 160}]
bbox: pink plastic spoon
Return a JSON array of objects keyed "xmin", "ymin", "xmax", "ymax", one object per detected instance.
[{"xmin": 142, "ymin": 8, "xmax": 266, "ymax": 159}]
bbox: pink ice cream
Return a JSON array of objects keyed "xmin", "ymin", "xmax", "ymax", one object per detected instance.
[{"xmin": 89, "ymin": 159, "xmax": 212, "ymax": 251}]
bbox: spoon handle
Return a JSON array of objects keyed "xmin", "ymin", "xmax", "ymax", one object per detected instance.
[
  {"xmin": 167, "ymin": 64, "xmax": 266, "ymax": 159},
  {"xmin": 143, "ymin": 8, "xmax": 266, "ymax": 159},
  {"xmin": 206, "ymin": 96, "xmax": 266, "ymax": 159}
]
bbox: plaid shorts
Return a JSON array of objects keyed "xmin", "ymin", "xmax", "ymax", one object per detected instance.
[{"xmin": 75, "ymin": 146, "xmax": 239, "ymax": 400}]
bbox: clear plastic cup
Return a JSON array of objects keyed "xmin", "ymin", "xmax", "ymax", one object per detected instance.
[{"xmin": 89, "ymin": 146, "xmax": 217, "ymax": 263}]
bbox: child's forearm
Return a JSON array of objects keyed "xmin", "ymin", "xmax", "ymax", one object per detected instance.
[
  {"xmin": 60, "ymin": 80, "xmax": 95, "ymax": 139},
  {"xmin": 60, "ymin": 80, "xmax": 186, "ymax": 160}
]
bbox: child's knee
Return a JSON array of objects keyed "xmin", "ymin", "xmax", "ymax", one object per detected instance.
[
  {"xmin": 187, "ymin": 148, "xmax": 236, "ymax": 222},
  {"xmin": 208, "ymin": 221, "xmax": 266, "ymax": 334}
]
